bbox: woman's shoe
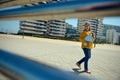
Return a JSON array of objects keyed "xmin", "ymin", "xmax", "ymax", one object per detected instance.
[
  {"xmin": 84, "ymin": 69, "xmax": 91, "ymax": 74},
  {"xmin": 76, "ymin": 63, "xmax": 81, "ymax": 69}
]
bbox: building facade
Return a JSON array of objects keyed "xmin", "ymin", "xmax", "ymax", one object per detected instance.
[
  {"xmin": 19, "ymin": 20, "xmax": 47, "ymax": 35},
  {"xmin": 66, "ymin": 23, "xmax": 78, "ymax": 37},
  {"xmin": 19, "ymin": 19, "xmax": 66, "ymax": 37},
  {"xmin": 106, "ymin": 29, "xmax": 119, "ymax": 44},
  {"xmin": 77, "ymin": 18, "xmax": 103, "ymax": 38},
  {"xmin": 102, "ymin": 24, "xmax": 120, "ymax": 37},
  {"xmin": 48, "ymin": 20, "xmax": 66, "ymax": 37}
]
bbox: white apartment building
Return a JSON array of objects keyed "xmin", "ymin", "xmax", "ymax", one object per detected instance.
[
  {"xmin": 48, "ymin": 20, "xmax": 66, "ymax": 37},
  {"xmin": 19, "ymin": 19, "xmax": 66, "ymax": 37},
  {"xmin": 77, "ymin": 18, "xmax": 103, "ymax": 38},
  {"xmin": 106, "ymin": 29, "xmax": 119, "ymax": 44},
  {"xmin": 19, "ymin": 20, "xmax": 47, "ymax": 35},
  {"xmin": 103, "ymin": 24, "xmax": 120, "ymax": 36}
]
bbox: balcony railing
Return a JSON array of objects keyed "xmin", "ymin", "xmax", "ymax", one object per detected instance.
[
  {"xmin": 21, "ymin": 26, "xmax": 36, "ymax": 30},
  {"xmin": 22, "ymin": 22, "xmax": 37, "ymax": 26}
]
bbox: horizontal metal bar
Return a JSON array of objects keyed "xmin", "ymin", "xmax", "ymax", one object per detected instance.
[
  {"xmin": 0, "ymin": 0, "xmax": 120, "ymax": 16},
  {"xmin": 0, "ymin": 0, "xmax": 119, "ymax": 16},
  {"xmin": 0, "ymin": 8, "xmax": 120, "ymax": 20},
  {"xmin": 0, "ymin": 0, "xmax": 120, "ymax": 20},
  {"xmin": 0, "ymin": 0, "xmax": 48, "ymax": 8},
  {"xmin": 0, "ymin": 50, "xmax": 82, "ymax": 80}
]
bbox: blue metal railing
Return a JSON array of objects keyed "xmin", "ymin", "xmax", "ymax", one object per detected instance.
[
  {"xmin": 0, "ymin": 0, "xmax": 120, "ymax": 16},
  {"xmin": 0, "ymin": 50, "xmax": 83, "ymax": 80}
]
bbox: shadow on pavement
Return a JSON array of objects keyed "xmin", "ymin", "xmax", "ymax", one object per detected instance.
[
  {"xmin": 68, "ymin": 69, "xmax": 96, "ymax": 80},
  {"xmin": 72, "ymin": 68, "xmax": 91, "ymax": 74}
]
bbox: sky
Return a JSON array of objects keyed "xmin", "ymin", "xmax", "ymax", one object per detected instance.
[
  {"xmin": 103, "ymin": 17, "xmax": 120, "ymax": 26},
  {"xmin": 0, "ymin": 20, "xmax": 20, "ymax": 33},
  {"xmin": 66, "ymin": 17, "xmax": 120, "ymax": 27},
  {"xmin": 0, "ymin": 17, "xmax": 120, "ymax": 33}
]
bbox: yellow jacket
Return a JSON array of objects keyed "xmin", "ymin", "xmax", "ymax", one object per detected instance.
[{"xmin": 80, "ymin": 31, "xmax": 95, "ymax": 49}]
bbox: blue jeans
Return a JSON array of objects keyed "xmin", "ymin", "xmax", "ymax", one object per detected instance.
[{"xmin": 77, "ymin": 48, "xmax": 91, "ymax": 70}]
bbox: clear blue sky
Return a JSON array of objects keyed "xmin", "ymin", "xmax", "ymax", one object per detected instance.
[
  {"xmin": 66, "ymin": 17, "xmax": 120, "ymax": 27},
  {"xmin": 65, "ymin": 18, "xmax": 78, "ymax": 27},
  {"xmin": 103, "ymin": 17, "xmax": 120, "ymax": 26},
  {"xmin": 0, "ymin": 20, "xmax": 20, "ymax": 33},
  {"xmin": 0, "ymin": 17, "xmax": 120, "ymax": 33}
]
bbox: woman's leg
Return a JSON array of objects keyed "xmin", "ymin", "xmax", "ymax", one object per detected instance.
[
  {"xmin": 84, "ymin": 48, "xmax": 91, "ymax": 71},
  {"xmin": 77, "ymin": 57, "xmax": 85, "ymax": 64},
  {"xmin": 76, "ymin": 48, "xmax": 86, "ymax": 67}
]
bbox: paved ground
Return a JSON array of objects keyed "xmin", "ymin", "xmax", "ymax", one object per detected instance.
[
  {"xmin": 0, "ymin": 74, "xmax": 9, "ymax": 80},
  {"xmin": 0, "ymin": 34, "xmax": 120, "ymax": 80}
]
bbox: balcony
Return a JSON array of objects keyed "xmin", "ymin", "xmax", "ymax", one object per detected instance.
[
  {"xmin": 25, "ymin": 20, "xmax": 47, "ymax": 25},
  {"xmin": 51, "ymin": 30, "xmax": 65, "ymax": 34},
  {"xmin": 36, "ymin": 32, "xmax": 44, "ymax": 35},
  {"xmin": 21, "ymin": 26, "xmax": 36, "ymax": 30},
  {"xmin": 22, "ymin": 22, "xmax": 37, "ymax": 26},
  {"xmin": 36, "ymin": 29, "xmax": 47, "ymax": 32},
  {"xmin": 23, "ymin": 30, "xmax": 36, "ymax": 34},
  {"xmin": 25, "ymin": 20, "xmax": 39, "ymax": 23},
  {"xmin": 50, "ymin": 21, "xmax": 65, "ymax": 25},
  {"xmin": 53, "ymin": 20, "xmax": 65, "ymax": 23},
  {"xmin": 37, "ymin": 25, "xmax": 46, "ymax": 28},
  {"xmin": 50, "ymin": 25, "xmax": 66, "ymax": 29}
]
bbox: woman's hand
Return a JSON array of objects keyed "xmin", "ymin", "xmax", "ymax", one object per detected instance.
[
  {"xmin": 84, "ymin": 41, "xmax": 90, "ymax": 46},
  {"xmin": 91, "ymin": 32, "xmax": 95, "ymax": 37},
  {"xmin": 91, "ymin": 32, "xmax": 94, "ymax": 35},
  {"xmin": 85, "ymin": 41, "xmax": 90, "ymax": 44}
]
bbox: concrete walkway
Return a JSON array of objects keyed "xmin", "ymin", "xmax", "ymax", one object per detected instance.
[{"xmin": 0, "ymin": 34, "xmax": 120, "ymax": 80}]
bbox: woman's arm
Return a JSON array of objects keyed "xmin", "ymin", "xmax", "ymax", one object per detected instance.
[
  {"xmin": 79, "ymin": 32, "xmax": 85, "ymax": 42},
  {"xmin": 91, "ymin": 32, "xmax": 95, "ymax": 42}
]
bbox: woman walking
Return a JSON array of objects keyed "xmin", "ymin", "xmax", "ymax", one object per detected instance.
[{"xmin": 76, "ymin": 22, "xmax": 95, "ymax": 73}]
